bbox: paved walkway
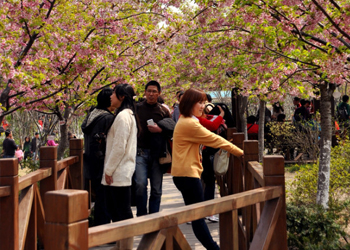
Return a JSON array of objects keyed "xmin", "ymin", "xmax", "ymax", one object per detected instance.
[{"xmin": 90, "ymin": 174, "xmax": 220, "ymax": 250}]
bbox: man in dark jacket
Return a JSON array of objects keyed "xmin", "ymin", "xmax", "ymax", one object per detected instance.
[
  {"xmin": 134, "ymin": 80, "xmax": 173, "ymax": 217},
  {"xmin": 81, "ymin": 87, "xmax": 116, "ymax": 226},
  {"xmin": 3, "ymin": 129, "xmax": 17, "ymax": 158}
]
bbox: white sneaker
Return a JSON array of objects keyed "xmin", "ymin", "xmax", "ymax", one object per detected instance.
[{"xmin": 207, "ymin": 215, "xmax": 219, "ymax": 223}]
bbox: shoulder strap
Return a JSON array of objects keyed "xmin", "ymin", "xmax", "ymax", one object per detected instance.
[{"xmin": 247, "ymin": 124, "xmax": 254, "ymax": 131}]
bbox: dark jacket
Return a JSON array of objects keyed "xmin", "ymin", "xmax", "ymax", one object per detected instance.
[
  {"xmin": 81, "ymin": 108, "xmax": 114, "ymax": 180},
  {"xmin": 31, "ymin": 137, "xmax": 40, "ymax": 152},
  {"xmin": 23, "ymin": 141, "xmax": 31, "ymax": 153},
  {"xmin": 3, "ymin": 138, "xmax": 17, "ymax": 156},
  {"xmin": 157, "ymin": 118, "xmax": 176, "ymax": 158}
]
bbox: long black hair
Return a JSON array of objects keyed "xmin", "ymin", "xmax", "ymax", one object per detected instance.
[
  {"xmin": 96, "ymin": 87, "xmax": 113, "ymax": 110},
  {"xmin": 114, "ymin": 84, "xmax": 136, "ymax": 115},
  {"xmin": 113, "ymin": 84, "xmax": 141, "ymax": 135}
]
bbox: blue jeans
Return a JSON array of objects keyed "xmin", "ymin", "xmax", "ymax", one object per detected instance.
[
  {"xmin": 3, "ymin": 155, "xmax": 15, "ymax": 158},
  {"xmin": 173, "ymin": 177, "xmax": 220, "ymax": 250},
  {"xmin": 133, "ymin": 148, "xmax": 163, "ymax": 216}
]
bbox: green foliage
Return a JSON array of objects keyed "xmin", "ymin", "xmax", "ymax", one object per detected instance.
[
  {"xmin": 288, "ymin": 139, "xmax": 350, "ymax": 206},
  {"xmin": 285, "ymin": 163, "xmax": 313, "ymax": 173},
  {"xmin": 20, "ymin": 158, "xmax": 40, "ymax": 172},
  {"xmin": 287, "ymin": 139, "xmax": 350, "ymax": 249},
  {"xmin": 266, "ymin": 120, "xmax": 320, "ymax": 161},
  {"xmin": 287, "ymin": 203, "xmax": 350, "ymax": 250}
]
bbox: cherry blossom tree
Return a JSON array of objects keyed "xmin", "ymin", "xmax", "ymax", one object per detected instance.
[
  {"xmin": 150, "ymin": 0, "xmax": 349, "ymax": 208},
  {"xmin": 0, "ymin": 0, "xmax": 176, "ymax": 158}
]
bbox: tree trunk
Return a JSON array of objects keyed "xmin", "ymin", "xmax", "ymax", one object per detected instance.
[
  {"xmin": 238, "ymin": 96, "xmax": 248, "ymax": 140},
  {"xmin": 316, "ymin": 83, "xmax": 335, "ymax": 209},
  {"xmin": 258, "ymin": 100, "xmax": 265, "ymax": 162},
  {"xmin": 57, "ymin": 107, "xmax": 74, "ymax": 160}
]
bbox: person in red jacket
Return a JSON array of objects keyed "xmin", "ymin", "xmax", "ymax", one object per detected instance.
[{"xmin": 196, "ymin": 105, "xmax": 225, "ymax": 223}]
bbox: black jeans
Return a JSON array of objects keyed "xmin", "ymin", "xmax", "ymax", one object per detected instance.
[
  {"xmin": 173, "ymin": 177, "xmax": 220, "ymax": 250},
  {"xmin": 201, "ymin": 151, "xmax": 216, "ymax": 201},
  {"xmin": 105, "ymin": 185, "xmax": 133, "ymax": 223},
  {"xmin": 91, "ymin": 178, "xmax": 110, "ymax": 226}
]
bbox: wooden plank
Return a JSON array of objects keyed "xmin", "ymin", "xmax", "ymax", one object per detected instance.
[
  {"xmin": 57, "ymin": 169, "xmax": 67, "ymax": 190},
  {"xmin": 243, "ymin": 141, "xmax": 259, "ymax": 249},
  {"xmin": 0, "ymin": 161, "xmax": 19, "ymax": 250},
  {"xmin": 0, "ymin": 185, "xmax": 11, "ymax": 197},
  {"xmin": 39, "ymin": 147, "xmax": 58, "ymax": 207},
  {"xmin": 66, "ymin": 167, "xmax": 73, "ymax": 189},
  {"xmin": 137, "ymin": 230, "xmax": 166, "ymax": 250},
  {"xmin": 247, "ymin": 162, "xmax": 264, "ymax": 187},
  {"xmin": 172, "ymin": 226, "xmax": 191, "ymax": 250},
  {"xmin": 294, "ymin": 153, "xmax": 303, "ymax": 161},
  {"xmin": 45, "ymin": 190, "xmax": 89, "ymax": 224},
  {"xmin": 0, "ymin": 158, "xmax": 18, "ymax": 176},
  {"xmin": 238, "ymin": 218, "xmax": 247, "ymax": 250},
  {"xmin": 69, "ymin": 139, "xmax": 84, "ymax": 190},
  {"xmin": 262, "ymin": 156, "xmax": 284, "ymax": 176},
  {"xmin": 18, "ymin": 168, "xmax": 52, "ymax": 191},
  {"xmin": 88, "ymin": 186, "xmax": 282, "ymax": 247},
  {"xmin": 263, "ymin": 156, "xmax": 287, "ymax": 250},
  {"xmin": 36, "ymin": 185, "xmax": 45, "ymax": 245},
  {"xmin": 45, "ymin": 220, "xmax": 88, "ymax": 250},
  {"xmin": 18, "ymin": 185, "xmax": 34, "ymax": 250},
  {"xmin": 44, "ymin": 190, "xmax": 89, "ymax": 250},
  {"xmin": 56, "ymin": 156, "xmax": 79, "ymax": 172},
  {"xmin": 249, "ymin": 198, "xmax": 282, "ymax": 250},
  {"xmin": 164, "ymin": 227, "xmax": 174, "ymax": 250},
  {"xmin": 219, "ymin": 209, "xmax": 239, "ymax": 250},
  {"xmin": 25, "ymin": 183, "xmax": 37, "ymax": 250}
]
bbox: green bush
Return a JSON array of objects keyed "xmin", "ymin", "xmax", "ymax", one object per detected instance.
[
  {"xmin": 21, "ymin": 158, "xmax": 40, "ymax": 172},
  {"xmin": 286, "ymin": 139, "xmax": 350, "ymax": 249},
  {"xmin": 287, "ymin": 203, "xmax": 350, "ymax": 250},
  {"xmin": 288, "ymin": 140, "xmax": 350, "ymax": 206}
]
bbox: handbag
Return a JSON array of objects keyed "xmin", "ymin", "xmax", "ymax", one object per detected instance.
[
  {"xmin": 213, "ymin": 149, "xmax": 230, "ymax": 176},
  {"xmin": 159, "ymin": 142, "xmax": 172, "ymax": 165}
]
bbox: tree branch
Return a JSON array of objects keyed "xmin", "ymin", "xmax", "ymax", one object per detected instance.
[{"xmin": 311, "ymin": 0, "xmax": 350, "ymax": 41}]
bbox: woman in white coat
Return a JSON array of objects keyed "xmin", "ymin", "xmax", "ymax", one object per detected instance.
[{"xmin": 102, "ymin": 83, "xmax": 138, "ymax": 250}]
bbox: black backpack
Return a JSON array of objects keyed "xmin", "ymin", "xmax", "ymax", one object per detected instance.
[{"xmin": 337, "ymin": 104, "xmax": 348, "ymax": 122}]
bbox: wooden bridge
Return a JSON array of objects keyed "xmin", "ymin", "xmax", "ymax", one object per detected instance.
[{"xmin": 0, "ymin": 130, "xmax": 287, "ymax": 250}]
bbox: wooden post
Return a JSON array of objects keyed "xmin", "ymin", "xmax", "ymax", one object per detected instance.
[
  {"xmin": 0, "ymin": 158, "xmax": 19, "ymax": 250},
  {"xmin": 39, "ymin": 146, "xmax": 58, "ymax": 206},
  {"xmin": 226, "ymin": 128, "xmax": 237, "ymax": 141},
  {"xmin": 69, "ymin": 139, "xmax": 84, "ymax": 190},
  {"xmin": 243, "ymin": 140, "xmax": 259, "ymax": 248},
  {"xmin": 230, "ymin": 132, "xmax": 244, "ymax": 195},
  {"xmin": 44, "ymin": 189, "xmax": 89, "ymax": 250},
  {"xmin": 262, "ymin": 155, "xmax": 287, "ymax": 250},
  {"xmin": 219, "ymin": 209, "xmax": 239, "ymax": 250}
]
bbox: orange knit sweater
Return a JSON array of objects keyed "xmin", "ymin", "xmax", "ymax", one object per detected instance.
[{"xmin": 171, "ymin": 116, "xmax": 243, "ymax": 178}]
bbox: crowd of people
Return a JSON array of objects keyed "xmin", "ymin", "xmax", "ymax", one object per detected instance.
[
  {"xmin": 81, "ymin": 81, "xmax": 243, "ymax": 250},
  {"xmin": 2, "ymin": 131, "xmax": 41, "ymax": 167},
  {"xmin": 5, "ymin": 80, "xmax": 349, "ymax": 249},
  {"xmin": 1, "ymin": 129, "xmax": 77, "ymax": 167}
]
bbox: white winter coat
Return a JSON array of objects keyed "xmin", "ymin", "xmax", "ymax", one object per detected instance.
[{"xmin": 101, "ymin": 109, "xmax": 137, "ymax": 187}]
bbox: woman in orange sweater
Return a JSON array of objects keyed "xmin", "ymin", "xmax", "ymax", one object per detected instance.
[{"xmin": 171, "ymin": 88, "xmax": 243, "ymax": 250}]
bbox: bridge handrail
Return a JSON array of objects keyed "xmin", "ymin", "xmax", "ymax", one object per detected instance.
[
  {"xmin": 88, "ymin": 186, "xmax": 282, "ymax": 247},
  {"xmin": 0, "ymin": 185, "xmax": 11, "ymax": 198},
  {"xmin": 0, "ymin": 139, "xmax": 84, "ymax": 250},
  {"xmin": 17, "ymin": 156, "xmax": 79, "ymax": 191},
  {"xmin": 44, "ymin": 137, "xmax": 287, "ymax": 250},
  {"xmin": 247, "ymin": 161, "xmax": 264, "ymax": 186}
]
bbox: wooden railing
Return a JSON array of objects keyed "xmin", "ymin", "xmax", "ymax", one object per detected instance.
[
  {"xmin": 0, "ymin": 139, "xmax": 83, "ymax": 250},
  {"xmin": 43, "ymin": 137, "xmax": 287, "ymax": 250}
]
